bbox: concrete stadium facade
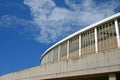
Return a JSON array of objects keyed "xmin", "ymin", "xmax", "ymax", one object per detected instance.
[{"xmin": 0, "ymin": 13, "xmax": 120, "ymax": 80}]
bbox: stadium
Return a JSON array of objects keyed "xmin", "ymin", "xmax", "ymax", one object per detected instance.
[{"xmin": 0, "ymin": 13, "xmax": 120, "ymax": 80}]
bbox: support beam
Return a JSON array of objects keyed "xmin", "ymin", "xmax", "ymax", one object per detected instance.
[
  {"xmin": 115, "ymin": 19, "xmax": 120, "ymax": 48},
  {"xmin": 67, "ymin": 40, "xmax": 69, "ymax": 60},
  {"xmin": 51, "ymin": 50, "xmax": 53, "ymax": 62},
  {"xmin": 109, "ymin": 73, "xmax": 116, "ymax": 80},
  {"xmin": 79, "ymin": 35, "xmax": 81, "ymax": 57},
  {"xmin": 94, "ymin": 28, "xmax": 98, "ymax": 53},
  {"xmin": 58, "ymin": 45, "xmax": 60, "ymax": 61}
]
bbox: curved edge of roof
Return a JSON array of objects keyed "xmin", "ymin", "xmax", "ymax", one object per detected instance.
[{"xmin": 40, "ymin": 12, "xmax": 120, "ymax": 62}]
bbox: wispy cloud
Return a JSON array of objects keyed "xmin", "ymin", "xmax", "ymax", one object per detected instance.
[
  {"xmin": 0, "ymin": 15, "xmax": 39, "ymax": 39},
  {"xmin": 0, "ymin": 0, "xmax": 120, "ymax": 43},
  {"xmin": 0, "ymin": 15, "xmax": 30, "ymax": 27}
]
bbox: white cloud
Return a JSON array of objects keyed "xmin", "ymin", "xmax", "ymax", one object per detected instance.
[
  {"xmin": 0, "ymin": 0, "xmax": 120, "ymax": 43},
  {"xmin": 65, "ymin": 0, "xmax": 119, "ymax": 25},
  {"xmin": 24, "ymin": 0, "xmax": 120, "ymax": 43},
  {"xmin": 0, "ymin": 15, "xmax": 40, "ymax": 39},
  {"xmin": 0, "ymin": 15, "xmax": 26, "ymax": 27},
  {"xmin": 24, "ymin": 0, "xmax": 74, "ymax": 43}
]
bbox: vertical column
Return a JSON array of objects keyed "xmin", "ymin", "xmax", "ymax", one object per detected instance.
[
  {"xmin": 115, "ymin": 19, "xmax": 120, "ymax": 48},
  {"xmin": 67, "ymin": 40, "xmax": 69, "ymax": 60},
  {"xmin": 79, "ymin": 34, "xmax": 82, "ymax": 57},
  {"xmin": 58, "ymin": 45, "xmax": 60, "ymax": 61},
  {"xmin": 94, "ymin": 27, "xmax": 98, "ymax": 53},
  {"xmin": 51, "ymin": 50, "xmax": 53, "ymax": 62},
  {"xmin": 109, "ymin": 73, "xmax": 116, "ymax": 80},
  {"xmin": 44, "ymin": 57, "xmax": 46, "ymax": 64}
]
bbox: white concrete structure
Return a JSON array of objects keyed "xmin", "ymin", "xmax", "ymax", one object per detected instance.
[{"xmin": 0, "ymin": 13, "xmax": 120, "ymax": 80}]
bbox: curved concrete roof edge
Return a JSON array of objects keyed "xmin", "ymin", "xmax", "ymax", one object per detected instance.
[{"xmin": 40, "ymin": 12, "xmax": 120, "ymax": 62}]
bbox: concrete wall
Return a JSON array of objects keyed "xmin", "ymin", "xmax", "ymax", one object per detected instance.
[
  {"xmin": 0, "ymin": 49, "xmax": 120, "ymax": 80},
  {"xmin": 41, "ymin": 14, "xmax": 120, "ymax": 65}
]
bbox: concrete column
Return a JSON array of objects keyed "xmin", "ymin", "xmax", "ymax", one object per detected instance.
[
  {"xmin": 115, "ymin": 19, "xmax": 120, "ymax": 48},
  {"xmin": 67, "ymin": 40, "xmax": 69, "ymax": 60},
  {"xmin": 109, "ymin": 73, "xmax": 116, "ymax": 80},
  {"xmin": 51, "ymin": 50, "xmax": 53, "ymax": 62},
  {"xmin": 58, "ymin": 45, "xmax": 60, "ymax": 61},
  {"xmin": 94, "ymin": 27, "xmax": 98, "ymax": 53},
  {"xmin": 79, "ymin": 34, "xmax": 81, "ymax": 57}
]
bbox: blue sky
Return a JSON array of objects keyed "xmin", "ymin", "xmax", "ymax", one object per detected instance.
[{"xmin": 0, "ymin": 0, "xmax": 120, "ymax": 75}]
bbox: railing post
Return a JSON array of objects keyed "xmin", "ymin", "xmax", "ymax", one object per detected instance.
[
  {"xmin": 67, "ymin": 40, "xmax": 69, "ymax": 60},
  {"xmin": 115, "ymin": 19, "xmax": 120, "ymax": 48},
  {"xmin": 58, "ymin": 45, "xmax": 60, "ymax": 61},
  {"xmin": 79, "ymin": 34, "xmax": 81, "ymax": 57},
  {"xmin": 51, "ymin": 50, "xmax": 53, "ymax": 62},
  {"xmin": 95, "ymin": 27, "xmax": 98, "ymax": 53}
]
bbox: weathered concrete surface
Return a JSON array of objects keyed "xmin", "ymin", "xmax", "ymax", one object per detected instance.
[{"xmin": 0, "ymin": 49, "xmax": 120, "ymax": 80}]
